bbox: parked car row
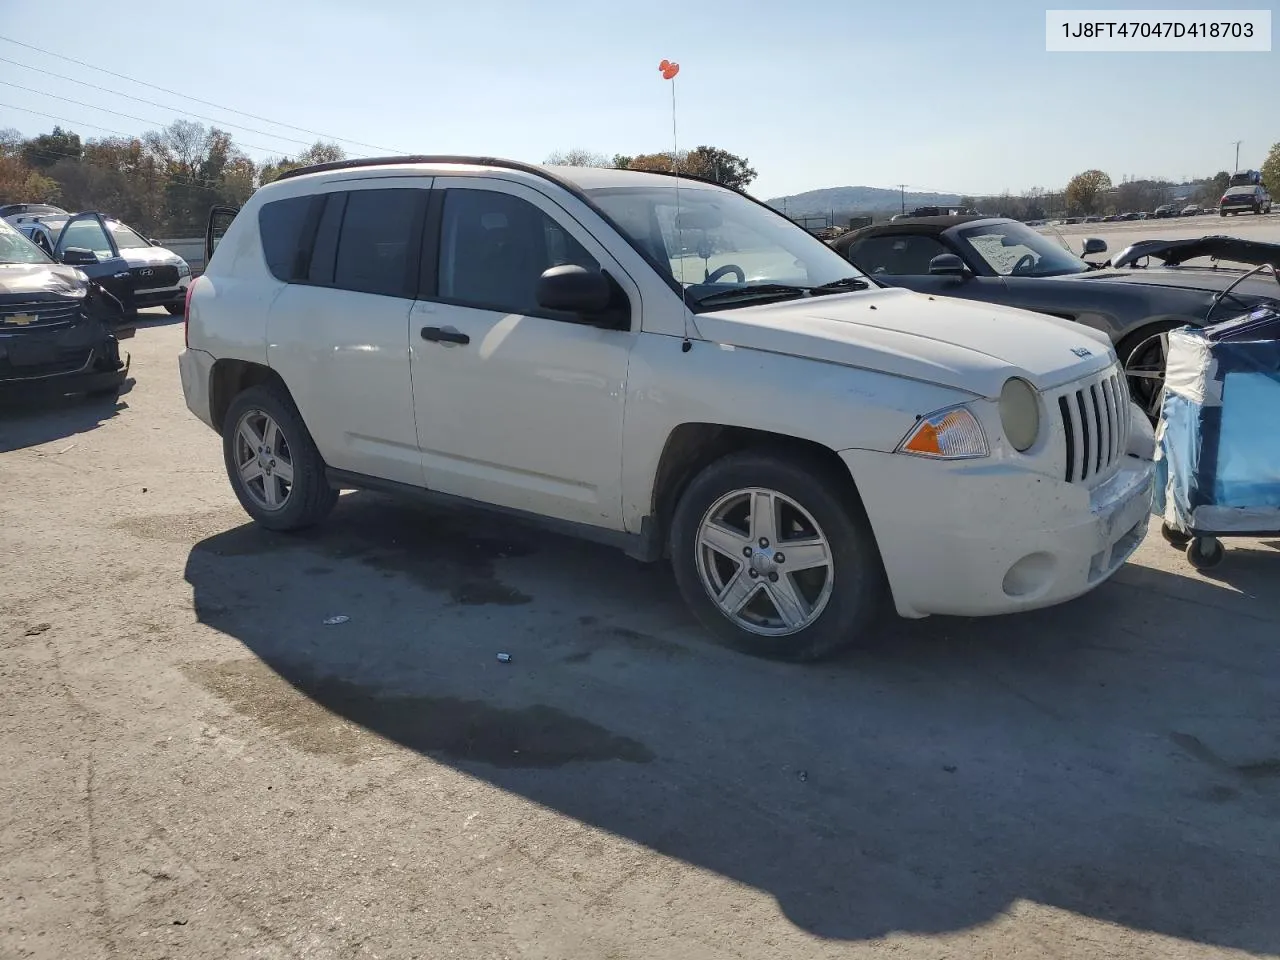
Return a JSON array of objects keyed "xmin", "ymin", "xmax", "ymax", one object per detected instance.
[
  {"xmin": 828, "ymin": 214, "xmax": 1280, "ymax": 420},
  {"xmin": 2, "ymin": 209, "xmax": 193, "ymax": 316}
]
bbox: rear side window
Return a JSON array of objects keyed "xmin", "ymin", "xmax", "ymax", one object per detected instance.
[
  {"xmin": 332, "ymin": 189, "xmax": 421, "ymax": 298},
  {"xmin": 258, "ymin": 196, "xmax": 312, "ymax": 282}
]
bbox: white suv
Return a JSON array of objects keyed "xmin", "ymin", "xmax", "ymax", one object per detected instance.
[{"xmin": 180, "ymin": 156, "xmax": 1156, "ymax": 661}]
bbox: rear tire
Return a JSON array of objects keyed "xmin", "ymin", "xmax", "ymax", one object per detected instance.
[
  {"xmin": 222, "ymin": 383, "xmax": 338, "ymax": 531},
  {"xmin": 669, "ymin": 449, "xmax": 886, "ymax": 662}
]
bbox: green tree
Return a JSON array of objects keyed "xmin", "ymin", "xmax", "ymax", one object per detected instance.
[
  {"xmin": 1261, "ymin": 143, "xmax": 1280, "ymax": 201},
  {"xmin": 1064, "ymin": 169, "xmax": 1112, "ymax": 215},
  {"xmin": 259, "ymin": 141, "xmax": 346, "ymax": 185},
  {"xmin": 21, "ymin": 126, "xmax": 83, "ymax": 170},
  {"xmin": 684, "ymin": 146, "xmax": 757, "ymax": 192}
]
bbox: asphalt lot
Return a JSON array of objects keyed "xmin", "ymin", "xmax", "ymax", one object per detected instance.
[{"xmin": 2, "ymin": 297, "xmax": 1279, "ymax": 958}]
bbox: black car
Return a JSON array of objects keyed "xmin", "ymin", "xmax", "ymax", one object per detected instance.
[
  {"xmin": 829, "ymin": 216, "xmax": 1280, "ymax": 417},
  {"xmin": 5, "ymin": 211, "xmax": 192, "ymax": 316},
  {"xmin": 0, "ymin": 215, "xmax": 133, "ymax": 401}
]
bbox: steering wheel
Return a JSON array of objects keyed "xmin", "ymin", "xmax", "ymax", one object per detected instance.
[
  {"xmin": 1010, "ymin": 253, "xmax": 1037, "ymax": 276},
  {"xmin": 705, "ymin": 263, "xmax": 746, "ymax": 284}
]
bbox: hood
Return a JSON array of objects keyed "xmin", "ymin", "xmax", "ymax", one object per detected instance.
[
  {"xmin": 691, "ymin": 286, "xmax": 1114, "ymax": 398},
  {"xmin": 1072, "ymin": 265, "xmax": 1280, "ymax": 301},
  {"xmin": 0, "ymin": 262, "xmax": 88, "ymax": 299},
  {"xmin": 118, "ymin": 245, "xmax": 186, "ymax": 268}
]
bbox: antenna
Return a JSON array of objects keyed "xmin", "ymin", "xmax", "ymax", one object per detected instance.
[{"xmin": 660, "ymin": 58, "xmax": 693, "ymax": 352}]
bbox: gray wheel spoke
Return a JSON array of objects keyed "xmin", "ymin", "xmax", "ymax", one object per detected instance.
[
  {"xmin": 272, "ymin": 458, "xmax": 294, "ymax": 484},
  {"xmin": 748, "ymin": 491, "xmax": 779, "ymax": 547},
  {"xmin": 700, "ymin": 521, "xmax": 749, "ymax": 560},
  {"xmin": 263, "ymin": 418, "xmax": 282, "ymax": 454},
  {"xmin": 717, "ymin": 569, "xmax": 759, "ymax": 614},
  {"xmin": 1127, "ymin": 369, "xmax": 1164, "ymax": 380},
  {"xmin": 238, "ymin": 420, "xmax": 263, "ymax": 452},
  {"xmin": 240, "ymin": 459, "xmax": 264, "ymax": 483},
  {"xmin": 261, "ymin": 475, "xmax": 282, "ymax": 508},
  {"xmin": 764, "ymin": 575, "xmax": 809, "ymax": 629},
  {"xmin": 781, "ymin": 537, "xmax": 829, "ymax": 572}
]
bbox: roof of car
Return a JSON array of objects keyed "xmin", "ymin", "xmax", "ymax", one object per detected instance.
[{"xmin": 830, "ymin": 214, "xmax": 996, "ymax": 251}]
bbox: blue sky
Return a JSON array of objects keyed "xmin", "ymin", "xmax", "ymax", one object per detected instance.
[{"xmin": 0, "ymin": 0, "xmax": 1275, "ymax": 199}]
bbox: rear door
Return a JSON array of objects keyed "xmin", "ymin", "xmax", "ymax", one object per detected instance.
[
  {"xmin": 53, "ymin": 213, "xmax": 135, "ymax": 315},
  {"xmin": 264, "ymin": 179, "xmax": 431, "ymax": 486}
]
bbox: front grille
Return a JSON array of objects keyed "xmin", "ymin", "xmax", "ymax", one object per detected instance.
[
  {"xmin": 1058, "ymin": 368, "xmax": 1129, "ymax": 484},
  {"xmin": 0, "ymin": 300, "xmax": 81, "ymax": 331},
  {"xmin": 130, "ymin": 264, "xmax": 179, "ymax": 287}
]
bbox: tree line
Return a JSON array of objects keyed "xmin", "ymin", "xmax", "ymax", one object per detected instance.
[
  {"xmin": 0, "ymin": 120, "xmax": 346, "ymax": 236},
  {"xmin": 545, "ymin": 146, "xmax": 758, "ymax": 192}
]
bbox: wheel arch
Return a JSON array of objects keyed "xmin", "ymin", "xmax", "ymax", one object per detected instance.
[
  {"xmin": 647, "ymin": 422, "xmax": 866, "ymax": 559},
  {"xmin": 208, "ymin": 359, "xmax": 292, "ymax": 436}
]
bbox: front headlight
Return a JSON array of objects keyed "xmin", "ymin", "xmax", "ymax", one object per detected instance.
[
  {"xmin": 999, "ymin": 377, "xmax": 1040, "ymax": 452},
  {"xmin": 176, "ymin": 259, "xmax": 191, "ymax": 277},
  {"xmin": 895, "ymin": 404, "xmax": 989, "ymax": 459}
]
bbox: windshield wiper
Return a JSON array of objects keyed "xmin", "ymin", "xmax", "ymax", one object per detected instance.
[
  {"xmin": 690, "ymin": 284, "xmax": 811, "ymax": 308},
  {"xmin": 812, "ymin": 276, "xmax": 871, "ymax": 293}
]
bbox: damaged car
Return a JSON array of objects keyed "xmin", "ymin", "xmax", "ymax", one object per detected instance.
[
  {"xmin": 830, "ymin": 216, "xmax": 1280, "ymax": 418},
  {"xmin": 5, "ymin": 211, "xmax": 192, "ymax": 317},
  {"xmin": 0, "ymin": 214, "xmax": 133, "ymax": 402}
]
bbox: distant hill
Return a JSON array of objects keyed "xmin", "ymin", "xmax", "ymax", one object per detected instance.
[{"xmin": 766, "ymin": 186, "xmax": 963, "ymax": 219}]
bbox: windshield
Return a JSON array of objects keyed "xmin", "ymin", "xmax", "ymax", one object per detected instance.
[
  {"xmin": 107, "ymin": 220, "xmax": 152, "ymax": 249},
  {"xmin": 0, "ymin": 217, "xmax": 54, "ymax": 265},
  {"xmin": 582, "ymin": 183, "xmax": 871, "ymax": 308},
  {"xmin": 953, "ymin": 221, "xmax": 1090, "ymax": 278}
]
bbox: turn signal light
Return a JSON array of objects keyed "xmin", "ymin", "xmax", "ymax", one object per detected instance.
[{"xmin": 896, "ymin": 406, "xmax": 989, "ymax": 460}]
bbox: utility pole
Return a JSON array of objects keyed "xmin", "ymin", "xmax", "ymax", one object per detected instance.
[
  {"xmin": 1231, "ymin": 140, "xmax": 1242, "ymax": 172},
  {"xmin": 895, "ymin": 184, "xmax": 907, "ymax": 214}
]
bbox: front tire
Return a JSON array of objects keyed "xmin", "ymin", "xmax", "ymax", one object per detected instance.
[
  {"xmin": 669, "ymin": 449, "xmax": 886, "ymax": 662},
  {"xmin": 1117, "ymin": 320, "xmax": 1184, "ymax": 422},
  {"xmin": 222, "ymin": 383, "xmax": 338, "ymax": 531},
  {"xmin": 164, "ymin": 303, "xmax": 185, "ymax": 316}
]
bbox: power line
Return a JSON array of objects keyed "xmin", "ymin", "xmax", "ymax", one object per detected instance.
[
  {"xmin": 0, "ymin": 33, "xmax": 406, "ymax": 154},
  {"xmin": 0, "ymin": 79, "xmax": 302, "ymax": 158},
  {"xmin": 0, "ymin": 55, "xmax": 329, "ymax": 152}
]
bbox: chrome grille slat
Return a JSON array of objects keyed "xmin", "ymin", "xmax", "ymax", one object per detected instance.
[
  {"xmin": 1057, "ymin": 366, "xmax": 1127, "ymax": 485},
  {"xmin": 0, "ymin": 301, "xmax": 81, "ymax": 331}
]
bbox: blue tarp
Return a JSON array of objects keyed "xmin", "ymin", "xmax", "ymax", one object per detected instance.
[{"xmin": 1153, "ymin": 307, "xmax": 1280, "ymax": 536}]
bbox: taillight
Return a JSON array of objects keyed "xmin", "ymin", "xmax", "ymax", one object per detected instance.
[{"xmin": 183, "ymin": 281, "xmax": 196, "ymax": 347}]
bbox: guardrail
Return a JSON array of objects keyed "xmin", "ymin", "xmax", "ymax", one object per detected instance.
[{"xmin": 158, "ymin": 237, "xmax": 206, "ymax": 274}]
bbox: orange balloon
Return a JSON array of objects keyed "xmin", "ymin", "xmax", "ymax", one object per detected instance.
[{"xmin": 659, "ymin": 59, "xmax": 680, "ymax": 80}]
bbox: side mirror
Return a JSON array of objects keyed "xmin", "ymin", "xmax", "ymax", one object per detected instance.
[
  {"xmin": 928, "ymin": 253, "xmax": 969, "ymax": 277},
  {"xmin": 1082, "ymin": 237, "xmax": 1107, "ymax": 256},
  {"xmin": 536, "ymin": 264, "xmax": 613, "ymax": 315},
  {"xmin": 149, "ymin": 238, "xmax": 163, "ymax": 246},
  {"xmin": 61, "ymin": 247, "xmax": 99, "ymax": 266}
]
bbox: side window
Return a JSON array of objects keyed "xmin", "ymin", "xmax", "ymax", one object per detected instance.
[
  {"xmin": 846, "ymin": 235, "xmax": 948, "ymax": 275},
  {"xmin": 258, "ymin": 196, "xmax": 312, "ymax": 282},
  {"xmin": 437, "ymin": 188, "xmax": 598, "ymax": 316},
  {"xmin": 332, "ymin": 188, "xmax": 420, "ymax": 298}
]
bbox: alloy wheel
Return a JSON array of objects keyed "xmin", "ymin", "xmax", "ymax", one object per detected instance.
[
  {"xmin": 694, "ymin": 487, "xmax": 836, "ymax": 637},
  {"xmin": 1124, "ymin": 330, "xmax": 1169, "ymax": 420},
  {"xmin": 232, "ymin": 408, "xmax": 295, "ymax": 511}
]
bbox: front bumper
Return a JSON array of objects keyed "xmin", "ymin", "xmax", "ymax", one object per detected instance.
[
  {"xmin": 133, "ymin": 276, "xmax": 190, "ymax": 310},
  {"xmin": 842, "ymin": 449, "xmax": 1155, "ymax": 619}
]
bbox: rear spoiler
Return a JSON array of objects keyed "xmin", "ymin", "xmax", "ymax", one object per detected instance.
[{"xmin": 1111, "ymin": 235, "xmax": 1280, "ymax": 270}]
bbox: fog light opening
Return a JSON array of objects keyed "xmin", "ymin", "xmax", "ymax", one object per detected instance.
[{"xmin": 1002, "ymin": 552, "xmax": 1056, "ymax": 599}]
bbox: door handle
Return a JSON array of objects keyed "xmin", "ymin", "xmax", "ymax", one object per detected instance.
[{"xmin": 420, "ymin": 326, "xmax": 470, "ymax": 345}]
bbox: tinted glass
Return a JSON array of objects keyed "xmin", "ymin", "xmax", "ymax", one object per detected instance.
[
  {"xmin": 307, "ymin": 193, "xmax": 347, "ymax": 284},
  {"xmin": 954, "ymin": 221, "xmax": 1090, "ymax": 277},
  {"xmin": 258, "ymin": 195, "xmax": 312, "ymax": 282},
  {"xmin": 846, "ymin": 235, "xmax": 949, "ymax": 275},
  {"xmin": 438, "ymin": 189, "xmax": 598, "ymax": 315},
  {"xmin": 0, "ymin": 217, "xmax": 53, "ymax": 264},
  {"xmin": 333, "ymin": 188, "xmax": 419, "ymax": 298},
  {"xmin": 59, "ymin": 218, "xmax": 114, "ymax": 259}
]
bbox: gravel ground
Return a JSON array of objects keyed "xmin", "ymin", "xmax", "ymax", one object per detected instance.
[{"xmin": 1, "ymin": 316, "xmax": 1279, "ymax": 960}]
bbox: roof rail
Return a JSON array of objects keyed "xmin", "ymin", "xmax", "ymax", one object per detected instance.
[{"xmin": 271, "ymin": 153, "xmax": 728, "ymax": 190}]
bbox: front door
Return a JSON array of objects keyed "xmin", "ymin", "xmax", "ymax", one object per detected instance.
[
  {"xmin": 53, "ymin": 213, "xmax": 134, "ymax": 314},
  {"xmin": 410, "ymin": 178, "xmax": 639, "ymax": 530}
]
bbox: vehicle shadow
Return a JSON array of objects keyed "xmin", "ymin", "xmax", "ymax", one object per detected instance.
[
  {"xmin": 182, "ymin": 493, "xmax": 1280, "ymax": 951},
  {"xmin": 0, "ymin": 381, "xmax": 133, "ymax": 453}
]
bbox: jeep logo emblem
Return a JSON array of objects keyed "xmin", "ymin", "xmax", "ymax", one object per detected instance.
[{"xmin": 1071, "ymin": 346, "xmax": 1092, "ymax": 357}]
